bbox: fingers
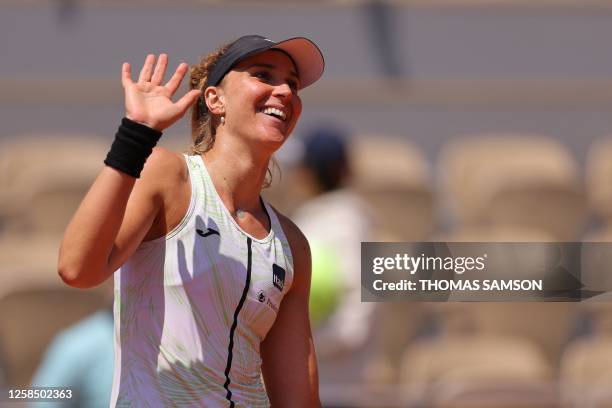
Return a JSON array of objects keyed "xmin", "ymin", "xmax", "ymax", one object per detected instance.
[
  {"xmin": 151, "ymin": 53, "xmax": 168, "ymax": 85},
  {"xmin": 174, "ymin": 89, "xmax": 202, "ymax": 116},
  {"xmin": 165, "ymin": 62, "xmax": 190, "ymax": 96},
  {"xmin": 121, "ymin": 62, "xmax": 132, "ymax": 88},
  {"xmin": 138, "ymin": 54, "xmax": 156, "ymax": 83}
]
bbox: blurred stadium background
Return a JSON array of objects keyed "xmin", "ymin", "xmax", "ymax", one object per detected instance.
[{"xmin": 2, "ymin": 1, "xmax": 612, "ymax": 407}]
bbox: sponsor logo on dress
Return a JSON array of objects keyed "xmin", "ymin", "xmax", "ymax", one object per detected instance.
[
  {"xmin": 272, "ymin": 264, "xmax": 285, "ymax": 292},
  {"xmin": 256, "ymin": 290, "xmax": 278, "ymax": 312},
  {"xmin": 266, "ymin": 298, "xmax": 278, "ymax": 313},
  {"xmin": 196, "ymin": 228, "xmax": 220, "ymax": 238}
]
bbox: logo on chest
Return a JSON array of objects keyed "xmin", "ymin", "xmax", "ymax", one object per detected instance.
[
  {"xmin": 196, "ymin": 227, "xmax": 219, "ymax": 238},
  {"xmin": 272, "ymin": 264, "xmax": 285, "ymax": 292}
]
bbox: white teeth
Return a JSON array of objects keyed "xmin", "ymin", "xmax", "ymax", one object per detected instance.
[{"xmin": 260, "ymin": 107, "xmax": 286, "ymax": 121}]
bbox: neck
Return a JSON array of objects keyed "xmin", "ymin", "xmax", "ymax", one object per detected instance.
[{"xmin": 202, "ymin": 134, "xmax": 271, "ymax": 214}]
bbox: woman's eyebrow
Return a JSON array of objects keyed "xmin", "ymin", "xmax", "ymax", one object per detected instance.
[{"xmin": 249, "ymin": 63, "xmax": 299, "ymax": 81}]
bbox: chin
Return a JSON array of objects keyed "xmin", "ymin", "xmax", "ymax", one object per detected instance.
[
  {"xmin": 263, "ymin": 135, "xmax": 289, "ymax": 152},
  {"xmin": 256, "ymin": 126, "xmax": 292, "ymax": 149}
]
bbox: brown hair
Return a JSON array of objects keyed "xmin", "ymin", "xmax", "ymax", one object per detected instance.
[
  {"xmin": 188, "ymin": 40, "xmax": 278, "ymax": 188},
  {"xmin": 189, "ymin": 41, "xmax": 233, "ymax": 156}
]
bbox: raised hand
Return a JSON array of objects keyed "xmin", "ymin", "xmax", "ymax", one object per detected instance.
[{"xmin": 122, "ymin": 54, "xmax": 201, "ymax": 131}]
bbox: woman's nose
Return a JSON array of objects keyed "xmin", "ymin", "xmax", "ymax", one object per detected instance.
[{"xmin": 272, "ymin": 82, "xmax": 292, "ymax": 98}]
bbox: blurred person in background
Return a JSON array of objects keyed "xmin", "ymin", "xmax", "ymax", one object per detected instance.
[
  {"xmin": 292, "ymin": 126, "xmax": 377, "ymax": 356},
  {"xmin": 30, "ymin": 282, "xmax": 114, "ymax": 408},
  {"xmin": 57, "ymin": 35, "xmax": 324, "ymax": 406}
]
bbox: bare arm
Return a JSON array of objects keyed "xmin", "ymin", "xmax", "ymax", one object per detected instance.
[
  {"xmin": 58, "ymin": 54, "xmax": 200, "ymax": 288},
  {"xmin": 261, "ymin": 213, "xmax": 321, "ymax": 407}
]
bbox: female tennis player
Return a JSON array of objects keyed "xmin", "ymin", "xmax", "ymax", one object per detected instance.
[{"xmin": 58, "ymin": 35, "xmax": 324, "ymax": 407}]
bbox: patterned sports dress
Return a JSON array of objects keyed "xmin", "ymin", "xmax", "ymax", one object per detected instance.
[{"xmin": 110, "ymin": 154, "xmax": 294, "ymax": 407}]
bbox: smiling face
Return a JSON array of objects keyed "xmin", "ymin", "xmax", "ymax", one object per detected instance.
[{"xmin": 207, "ymin": 49, "xmax": 303, "ymax": 151}]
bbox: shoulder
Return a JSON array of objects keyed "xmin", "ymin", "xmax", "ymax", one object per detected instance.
[
  {"xmin": 136, "ymin": 147, "xmax": 189, "ymax": 204},
  {"xmin": 275, "ymin": 210, "xmax": 310, "ymax": 260},
  {"xmin": 141, "ymin": 147, "xmax": 188, "ymax": 187},
  {"xmin": 138, "ymin": 148, "xmax": 191, "ymax": 240},
  {"xmin": 273, "ymin": 209, "xmax": 312, "ymax": 291}
]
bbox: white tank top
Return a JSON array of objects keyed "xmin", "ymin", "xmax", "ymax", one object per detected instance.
[{"xmin": 110, "ymin": 154, "xmax": 294, "ymax": 407}]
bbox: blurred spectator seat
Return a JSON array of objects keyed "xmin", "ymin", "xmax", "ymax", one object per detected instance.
[
  {"xmin": 580, "ymin": 230, "xmax": 612, "ymax": 335},
  {"xmin": 0, "ymin": 135, "xmax": 106, "ymax": 238},
  {"xmin": 438, "ymin": 135, "xmax": 586, "ymax": 240},
  {"xmin": 584, "ymin": 224, "xmax": 612, "ymax": 242},
  {"xmin": 351, "ymin": 135, "xmax": 435, "ymax": 241},
  {"xmin": 425, "ymin": 293, "xmax": 577, "ymax": 367},
  {"xmin": 430, "ymin": 227, "xmax": 578, "ymax": 365},
  {"xmin": 430, "ymin": 380, "xmax": 558, "ymax": 408},
  {"xmin": 349, "ymin": 136, "xmax": 433, "ymax": 385},
  {"xmin": 425, "ymin": 302, "xmax": 577, "ymax": 369},
  {"xmin": 581, "ymin": 301, "xmax": 612, "ymax": 338},
  {"xmin": 361, "ymin": 302, "xmax": 427, "ymax": 386},
  {"xmin": 0, "ymin": 286, "xmax": 106, "ymax": 388},
  {"xmin": 464, "ymin": 303, "xmax": 577, "ymax": 365},
  {"xmin": 586, "ymin": 138, "xmax": 612, "ymax": 225},
  {"xmin": 400, "ymin": 336, "xmax": 552, "ymax": 401},
  {"xmin": 584, "ymin": 139, "xmax": 612, "ymax": 326},
  {"xmin": 436, "ymin": 225, "xmax": 556, "ymax": 286},
  {"xmin": 560, "ymin": 336, "xmax": 612, "ymax": 407},
  {"xmin": 485, "ymin": 181, "xmax": 585, "ymax": 241},
  {"xmin": 435, "ymin": 225, "xmax": 556, "ymax": 242}
]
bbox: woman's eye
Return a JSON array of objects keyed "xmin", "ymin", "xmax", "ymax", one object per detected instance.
[{"xmin": 254, "ymin": 71, "xmax": 271, "ymax": 81}]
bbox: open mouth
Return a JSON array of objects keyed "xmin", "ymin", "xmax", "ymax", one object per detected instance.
[{"xmin": 258, "ymin": 106, "xmax": 287, "ymax": 122}]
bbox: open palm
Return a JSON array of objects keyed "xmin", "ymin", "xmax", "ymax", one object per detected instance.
[{"xmin": 122, "ymin": 54, "xmax": 201, "ymax": 131}]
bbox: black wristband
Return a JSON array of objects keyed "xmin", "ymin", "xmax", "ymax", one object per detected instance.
[{"xmin": 104, "ymin": 118, "xmax": 162, "ymax": 178}]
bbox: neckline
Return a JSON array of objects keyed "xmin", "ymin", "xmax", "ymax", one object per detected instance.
[{"xmin": 195, "ymin": 155, "xmax": 274, "ymax": 244}]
